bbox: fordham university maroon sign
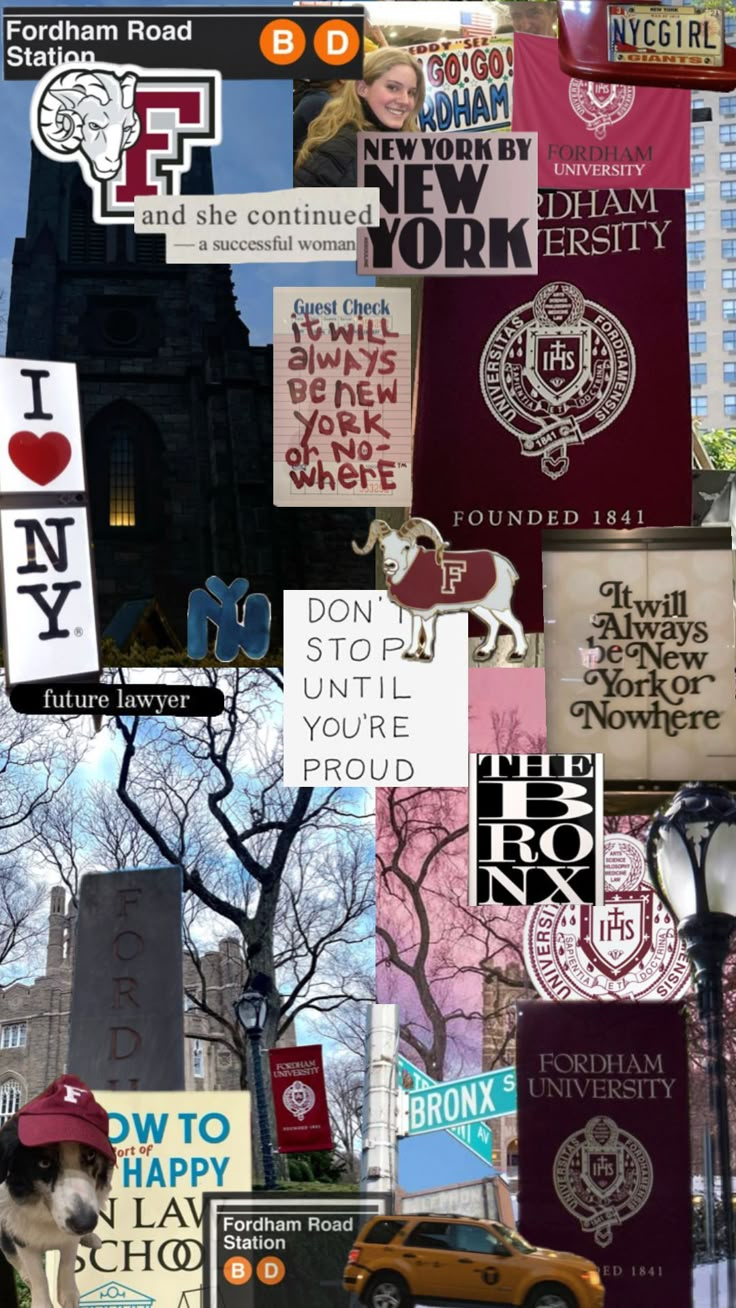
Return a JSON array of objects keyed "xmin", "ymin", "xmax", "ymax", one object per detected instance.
[
  {"xmin": 269, "ymin": 1044, "xmax": 333, "ymax": 1153},
  {"xmin": 512, "ymin": 31, "xmax": 691, "ymax": 189},
  {"xmin": 411, "ymin": 190, "xmax": 691, "ymax": 632},
  {"xmin": 516, "ymin": 1002, "xmax": 691, "ymax": 1307}
]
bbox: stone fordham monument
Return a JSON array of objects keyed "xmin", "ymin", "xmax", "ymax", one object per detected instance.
[{"xmin": 67, "ymin": 867, "xmax": 185, "ymax": 1090}]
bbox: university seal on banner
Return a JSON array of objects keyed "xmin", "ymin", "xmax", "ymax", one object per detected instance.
[
  {"xmin": 283, "ymin": 1079, "xmax": 316, "ymax": 1121},
  {"xmin": 523, "ymin": 834, "xmax": 691, "ymax": 1001},
  {"xmin": 569, "ymin": 80, "xmax": 636, "ymax": 140},
  {"xmin": 554, "ymin": 1116, "xmax": 653, "ymax": 1247},
  {"xmin": 479, "ymin": 282, "xmax": 636, "ymax": 480}
]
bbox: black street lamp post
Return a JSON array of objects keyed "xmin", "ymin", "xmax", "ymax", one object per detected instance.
[
  {"xmin": 234, "ymin": 987, "xmax": 278, "ymax": 1191},
  {"xmin": 647, "ymin": 783, "xmax": 736, "ymax": 1295}
]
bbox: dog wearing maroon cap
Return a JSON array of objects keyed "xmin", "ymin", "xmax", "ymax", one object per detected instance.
[{"xmin": 0, "ymin": 1074, "xmax": 115, "ymax": 1308}]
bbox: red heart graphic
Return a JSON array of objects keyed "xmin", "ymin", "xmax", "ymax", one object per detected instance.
[{"xmin": 8, "ymin": 430, "xmax": 72, "ymax": 486}]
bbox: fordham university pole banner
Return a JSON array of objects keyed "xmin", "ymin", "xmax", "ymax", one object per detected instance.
[
  {"xmin": 269, "ymin": 1044, "xmax": 333, "ymax": 1153},
  {"xmin": 411, "ymin": 190, "xmax": 691, "ymax": 632},
  {"xmin": 512, "ymin": 33, "xmax": 691, "ymax": 189},
  {"xmin": 516, "ymin": 1002, "xmax": 691, "ymax": 1308}
]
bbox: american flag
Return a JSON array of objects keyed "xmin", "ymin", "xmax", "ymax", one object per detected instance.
[{"xmin": 460, "ymin": 8, "xmax": 496, "ymax": 37}]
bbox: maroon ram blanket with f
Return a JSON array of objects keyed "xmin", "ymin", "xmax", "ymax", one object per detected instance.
[{"xmin": 387, "ymin": 547, "xmax": 499, "ymax": 610}]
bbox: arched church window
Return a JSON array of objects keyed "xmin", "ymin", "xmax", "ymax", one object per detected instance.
[
  {"xmin": 109, "ymin": 433, "xmax": 136, "ymax": 528},
  {"xmin": 0, "ymin": 1078, "xmax": 22, "ymax": 1124}
]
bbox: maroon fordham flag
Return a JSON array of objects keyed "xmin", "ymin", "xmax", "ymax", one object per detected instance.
[
  {"xmin": 411, "ymin": 190, "xmax": 692, "ymax": 632},
  {"xmin": 516, "ymin": 1002, "xmax": 691, "ymax": 1307},
  {"xmin": 269, "ymin": 1044, "xmax": 333, "ymax": 1153}
]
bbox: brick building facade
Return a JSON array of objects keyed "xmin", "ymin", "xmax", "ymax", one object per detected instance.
[{"xmin": 0, "ymin": 889, "xmax": 277, "ymax": 1118}]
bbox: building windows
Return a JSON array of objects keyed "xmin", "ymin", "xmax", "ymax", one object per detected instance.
[
  {"xmin": 722, "ymin": 97, "xmax": 736, "ymax": 118},
  {"xmin": 725, "ymin": 300, "xmax": 736, "ymax": 320},
  {"xmin": 725, "ymin": 363, "xmax": 736, "ymax": 385},
  {"xmin": 690, "ymin": 332, "xmax": 707, "ymax": 354},
  {"xmin": 687, "ymin": 212, "xmax": 706, "ymax": 233},
  {"xmin": 693, "ymin": 397, "xmax": 709, "ymax": 418},
  {"xmin": 723, "ymin": 182, "xmax": 736, "ymax": 201},
  {"xmin": 725, "ymin": 269, "xmax": 736, "ymax": 289},
  {"xmin": 0, "ymin": 1079, "xmax": 21, "ymax": 1124},
  {"xmin": 692, "ymin": 126, "xmax": 706, "ymax": 147},
  {"xmin": 721, "ymin": 124, "xmax": 736, "ymax": 145},
  {"xmin": 725, "ymin": 240, "xmax": 736, "ymax": 260},
  {"xmin": 691, "ymin": 364, "xmax": 708, "ymax": 386},
  {"xmin": 721, "ymin": 152, "xmax": 736, "ymax": 171},
  {"xmin": 692, "ymin": 154, "xmax": 706, "ymax": 175},
  {"xmin": 726, "ymin": 396, "xmax": 736, "ymax": 418},
  {"xmin": 689, "ymin": 302, "xmax": 707, "ymax": 324},
  {"xmin": 192, "ymin": 1041, "xmax": 204, "ymax": 1080},
  {"xmin": 689, "ymin": 241, "xmax": 706, "ymax": 262},
  {"xmin": 687, "ymin": 183, "xmax": 705, "ymax": 204},
  {"xmin": 688, "ymin": 271, "xmax": 707, "ymax": 292},
  {"xmin": 725, "ymin": 331, "xmax": 736, "ymax": 351},
  {"xmin": 0, "ymin": 1023, "xmax": 27, "ymax": 1050},
  {"xmin": 724, "ymin": 211, "xmax": 736, "ymax": 230}
]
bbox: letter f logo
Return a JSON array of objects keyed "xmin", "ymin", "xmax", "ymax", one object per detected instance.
[{"xmin": 441, "ymin": 560, "xmax": 467, "ymax": 595}]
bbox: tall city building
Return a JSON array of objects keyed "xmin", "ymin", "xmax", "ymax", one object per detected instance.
[{"xmin": 672, "ymin": 8, "xmax": 736, "ymax": 427}]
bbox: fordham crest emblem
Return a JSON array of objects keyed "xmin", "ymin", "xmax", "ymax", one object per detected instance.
[
  {"xmin": 569, "ymin": 80, "xmax": 636, "ymax": 141},
  {"xmin": 479, "ymin": 282, "xmax": 636, "ymax": 480},
  {"xmin": 283, "ymin": 1079, "xmax": 316, "ymax": 1121},
  {"xmin": 523, "ymin": 835, "xmax": 691, "ymax": 1002},
  {"xmin": 554, "ymin": 1116, "xmax": 653, "ymax": 1247}
]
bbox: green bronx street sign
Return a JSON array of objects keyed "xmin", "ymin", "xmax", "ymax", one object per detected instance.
[{"xmin": 406, "ymin": 1064, "xmax": 517, "ymax": 1136}]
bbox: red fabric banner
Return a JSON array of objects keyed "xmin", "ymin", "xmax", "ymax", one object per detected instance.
[
  {"xmin": 411, "ymin": 189, "xmax": 692, "ymax": 632},
  {"xmin": 269, "ymin": 1044, "xmax": 333, "ymax": 1154},
  {"xmin": 516, "ymin": 1002, "xmax": 691, "ymax": 1308},
  {"xmin": 512, "ymin": 32, "xmax": 691, "ymax": 190},
  {"xmin": 387, "ymin": 547, "xmax": 498, "ymax": 609}
]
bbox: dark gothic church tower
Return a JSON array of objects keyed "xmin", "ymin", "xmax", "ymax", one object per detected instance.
[{"xmin": 5, "ymin": 146, "xmax": 371, "ymax": 645}]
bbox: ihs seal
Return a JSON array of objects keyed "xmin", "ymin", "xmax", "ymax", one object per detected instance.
[
  {"xmin": 554, "ymin": 1115, "xmax": 653, "ymax": 1247},
  {"xmin": 523, "ymin": 835, "xmax": 691, "ymax": 1002},
  {"xmin": 479, "ymin": 282, "xmax": 636, "ymax": 480},
  {"xmin": 283, "ymin": 1079, "xmax": 316, "ymax": 1121},
  {"xmin": 569, "ymin": 80, "xmax": 637, "ymax": 141}
]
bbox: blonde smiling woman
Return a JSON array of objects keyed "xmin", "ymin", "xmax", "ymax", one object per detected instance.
[{"xmin": 294, "ymin": 48, "xmax": 426, "ymax": 188}]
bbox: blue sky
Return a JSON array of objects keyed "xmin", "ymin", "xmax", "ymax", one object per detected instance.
[{"xmin": 0, "ymin": 0, "xmax": 371, "ymax": 345}]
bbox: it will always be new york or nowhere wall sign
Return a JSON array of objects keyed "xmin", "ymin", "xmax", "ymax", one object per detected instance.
[{"xmin": 543, "ymin": 527, "xmax": 736, "ymax": 783}]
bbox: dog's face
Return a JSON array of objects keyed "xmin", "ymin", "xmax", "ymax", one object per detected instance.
[{"xmin": 0, "ymin": 1118, "xmax": 112, "ymax": 1236}]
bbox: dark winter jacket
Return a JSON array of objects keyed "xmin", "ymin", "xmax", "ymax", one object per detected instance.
[
  {"xmin": 293, "ymin": 88, "xmax": 331, "ymax": 158},
  {"xmin": 293, "ymin": 123, "xmax": 359, "ymax": 188}
]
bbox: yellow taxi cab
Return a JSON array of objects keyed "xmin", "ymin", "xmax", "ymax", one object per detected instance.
[{"xmin": 343, "ymin": 1213, "xmax": 605, "ymax": 1308}]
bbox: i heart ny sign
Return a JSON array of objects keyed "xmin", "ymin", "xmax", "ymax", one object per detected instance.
[
  {"xmin": 0, "ymin": 358, "xmax": 100, "ymax": 687},
  {"xmin": 0, "ymin": 359, "xmax": 85, "ymax": 494}
]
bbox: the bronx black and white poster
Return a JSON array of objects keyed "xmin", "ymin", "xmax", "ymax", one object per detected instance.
[{"xmin": 468, "ymin": 753, "xmax": 604, "ymax": 906}]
